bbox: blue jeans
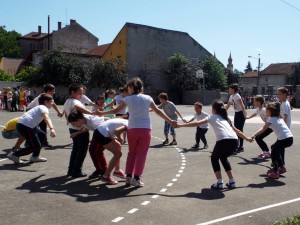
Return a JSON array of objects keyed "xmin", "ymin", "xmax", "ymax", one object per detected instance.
[
  {"xmin": 2, "ymin": 130, "xmax": 20, "ymax": 139},
  {"xmin": 164, "ymin": 121, "xmax": 175, "ymax": 135}
]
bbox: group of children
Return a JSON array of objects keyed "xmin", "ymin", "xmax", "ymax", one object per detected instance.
[{"xmin": 2, "ymin": 79, "xmax": 294, "ymax": 189}]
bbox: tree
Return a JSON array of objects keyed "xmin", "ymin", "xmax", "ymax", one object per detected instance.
[
  {"xmin": 286, "ymin": 62, "xmax": 300, "ymax": 90},
  {"xmin": 227, "ymin": 69, "xmax": 243, "ymax": 85},
  {"xmin": 244, "ymin": 61, "xmax": 253, "ymax": 73},
  {"xmin": 15, "ymin": 66, "xmax": 41, "ymax": 83},
  {"xmin": 0, "ymin": 69, "xmax": 15, "ymax": 81},
  {"xmin": 0, "ymin": 26, "xmax": 21, "ymax": 58},
  {"xmin": 202, "ymin": 56, "xmax": 227, "ymax": 90},
  {"xmin": 90, "ymin": 58, "xmax": 128, "ymax": 89}
]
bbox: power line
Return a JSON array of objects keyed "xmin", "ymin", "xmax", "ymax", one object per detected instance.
[{"xmin": 280, "ymin": 0, "xmax": 300, "ymax": 12}]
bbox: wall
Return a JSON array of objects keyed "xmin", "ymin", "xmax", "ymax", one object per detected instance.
[{"xmin": 182, "ymin": 89, "xmax": 220, "ymax": 105}]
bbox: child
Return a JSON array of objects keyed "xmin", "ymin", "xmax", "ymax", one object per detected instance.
[
  {"xmin": 18, "ymin": 87, "xmax": 27, "ymax": 111},
  {"xmin": 251, "ymin": 102, "xmax": 293, "ymax": 179},
  {"xmin": 2, "ymin": 117, "xmax": 25, "ymax": 152},
  {"xmin": 92, "ymin": 95, "xmax": 106, "ymax": 111},
  {"xmin": 27, "ymin": 84, "xmax": 63, "ymax": 147},
  {"xmin": 63, "ymin": 83, "xmax": 100, "ymax": 178},
  {"xmin": 175, "ymin": 100, "xmax": 252, "ymax": 189},
  {"xmin": 226, "ymin": 83, "xmax": 247, "ymax": 153},
  {"xmin": 7, "ymin": 94, "xmax": 56, "ymax": 164},
  {"xmin": 104, "ymin": 89, "xmax": 116, "ymax": 119},
  {"xmin": 187, "ymin": 102, "xmax": 209, "ymax": 149},
  {"xmin": 246, "ymin": 95, "xmax": 272, "ymax": 159},
  {"xmin": 157, "ymin": 92, "xmax": 186, "ymax": 145}
]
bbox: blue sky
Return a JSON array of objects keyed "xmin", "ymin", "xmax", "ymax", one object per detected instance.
[{"xmin": 1, "ymin": 0, "xmax": 299, "ymax": 72}]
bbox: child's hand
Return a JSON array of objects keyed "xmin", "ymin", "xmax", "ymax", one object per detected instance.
[
  {"xmin": 182, "ymin": 118, "xmax": 187, "ymax": 123},
  {"xmin": 70, "ymin": 133, "xmax": 77, "ymax": 139},
  {"xmin": 50, "ymin": 129, "xmax": 56, "ymax": 138}
]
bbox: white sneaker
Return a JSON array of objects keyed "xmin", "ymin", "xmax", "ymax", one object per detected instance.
[
  {"xmin": 131, "ymin": 178, "xmax": 144, "ymax": 187},
  {"xmin": 125, "ymin": 177, "xmax": 132, "ymax": 186},
  {"xmin": 30, "ymin": 156, "xmax": 47, "ymax": 163},
  {"xmin": 7, "ymin": 152, "xmax": 24, "ymax": 164}
]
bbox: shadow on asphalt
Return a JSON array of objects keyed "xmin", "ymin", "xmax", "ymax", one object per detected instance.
[
  {"xmin": 235, "ymin": 156, "xmax": 271, "ymax": 169},
  {"xmin": 16, "ymin": 174, "xmax": 155, "ymax": 202},
  {"xmin": 43, "ymin": 143, "xmax": 73, "ymax": 151},
  {"xmin": 159, "ymin": 188, "xmax": 225, "ymax": 200},
  {"xmin": 247, "ymin": 177, "xmax": 286, "ymax": 189}
]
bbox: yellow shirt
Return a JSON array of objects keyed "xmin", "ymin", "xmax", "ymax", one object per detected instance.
[{"xmin": 2, "ymin": 117, "xmax": 19, "ymax": 131}]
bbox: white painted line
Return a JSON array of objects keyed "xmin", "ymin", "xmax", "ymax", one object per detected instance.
[
  {"xmin": 160, "ymin": 188, "xmax": 167, "ymax": 192},
  {"xmin": 141, "ymin": 201, "xmax": 151, "ymax": 206},
  {"xmin": 0, "ymin": 158, "xmax": 8, "ymax": 162},
  {"xmin": 152, "ymin": 195, "xmax": 160, "ymax": 199},
  {"xmin": 167, "ymin": 183, "xmax": 173, "ymax": 187},
  {"xmin": 176, "ymin": 174, "xmax": 181, "ymax": 177},
  {"xmin": 182, "ymin": 163, "xmax": 186, "ymax": 166},
  {"xmin": 180, "ymin": 167, "xmax": 185, "ymax": 169},
  {"xmin": 182, "ymin": 160, "xmax": 186, "ymax": 162},
  {"xmin": 196, "ymin": 197, "xmax": 300, "ymax": 225},
  {"xmin": 127, "ymin": 208, "xmax": 139, "ymax": 214},
  {"xmin": 178, "ymin": 170, "xmax": 183, "ymax": 173},
  {"xmin": 172, "ymin": 178, "xmax": 178, "ymax": 182},
  {"xmin": 182, "ymin": 157, "xmax": 186, "ymax": 159},
  {"xmin": 112, "ymin": 217, "xmax": 125, "ymax": 223}
]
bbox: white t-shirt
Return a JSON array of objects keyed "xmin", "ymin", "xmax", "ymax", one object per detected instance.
[
  {"xmin": 97, "ymin": 118, "xmax": 128, "ymax": 137},
  {"xmin": 115, "ymin": 95, "xmax": 126, "ymax": 114},
  {"xmin": 64, "ymin": 98, "xmax": 85, "ymax": 130},
  {"xmin": 194, "ymin": 111, "xmax": 209, "ymax": 128},
  {"xmin": 83, "ymin": 114, "xmax": 105, "ymax": 131},
  {"xmin": 18, "ymin": 105, "xmax": 49, "ymax": 128},
  {"xmin": 267, "ymin": 117, "xmax": 293, "ymax": 140},
  {"xmin": 123, "ymin": 94, "xmax": 153, "ymax": 129},
  {"xmin": 206, "ymin": 114, "xmax": 238, "ymax": 142},
  {"xmin": 80, "ymin": 95, "xmax": 93, "ymax": 106},
  {"xmin": 229, "ymin": 93, "xmax": 243, "ymax": 112},
  {"xmin": 27, "ymin": 94, "xmax": 41, "ymax": 109},
  {"xmin": 256, "ymin": 107, "xmax": 267, "ymax": 122},
  {"xmin": 280, "ymin": 101, "xmax": 291, "ymax": 128}
]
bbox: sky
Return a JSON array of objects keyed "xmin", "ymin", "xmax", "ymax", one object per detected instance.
[{"xmin": 1, "ymin": 0, "xmax": 300, "ymax": 72}]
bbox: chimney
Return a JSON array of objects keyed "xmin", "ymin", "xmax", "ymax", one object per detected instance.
[
  {"xmin": 70, "ymin": 19, "xmax": 76, "ymax": 25},
  {"xmin": 38, "ymin": 26, "xmax": 42, "ymax": 35},
  {"xmin": 58, "ymin": 21, "xmax": 62, "ymax": 30}
]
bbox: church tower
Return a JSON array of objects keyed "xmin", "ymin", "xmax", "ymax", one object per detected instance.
[{"xmin": 227, "ymin": 52, "xmax": 233, "ymax": 72}]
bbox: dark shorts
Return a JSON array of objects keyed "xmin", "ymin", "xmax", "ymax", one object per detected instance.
[{"xmin": 93, "ymin": 129, "xmax": 112, "ymax": 146}]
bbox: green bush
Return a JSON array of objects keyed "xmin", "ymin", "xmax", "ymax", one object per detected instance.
[{"xmin": 274, "ymin": 214, "xmax": 300, "ymax": 225}]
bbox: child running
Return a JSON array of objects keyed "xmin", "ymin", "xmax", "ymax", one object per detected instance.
[
  {"xmin": 7, "ymin": 94, "xmax": 56, "ymax": 164},
  {"xmin": 175, "ymin": 100, "xmax": 252, "ymax": 189},
  {"xmin": 246, "ymin": 95, "xmax": 272, "ymax": 159},
  {"xmin": 187, "ymin": 102, "xmax": 209, "ymax": 149},
  {"xmin": 99, "ymin": 77, "xmax": 174, "ymax": 187},
  {"xmin": 251, "ymin": 102, "xmax": 293, "ymax": 179}
]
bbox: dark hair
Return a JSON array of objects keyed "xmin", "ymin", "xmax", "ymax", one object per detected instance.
[
  {"xmin": 96, "ymin": 95, "xmax": 105, "ymax": 101},
  {"xmin": 38, "ymin": 93, "xmax": 53, "ymax": 105},
  {"xmin": 68, "ymin": 111, "xmax": 84, "ymax": 123},
  {"xmin": 158, "ymin": 92, "xmax": 168, "ymax": 100},
  {"xmin": 194, "ymin": 102, "xmax": 203, "ymax": 108},
  {"xmin": 68, "ymin": 83, "xmax": 84, "ymax": 95},
  {"xmin": 127, "ymin": 77, "xmax": 143, "ymax": 94},
  {"xmin": 229, "ymin": 83, "xmax": 239, "ymax": 93},
  {"xmin": 43, "ymin": 84, "xmax": 55, "ymax": 93},
  {"xmin": 254, "ymin": 95, "xmax": 264, "ymax": 105},
  {"xmin": 277, "ymin": 87, "xmax": 289, "ymax": 95},
  {"xmin": 212, "ymin": 100, "xmax": 229, "ymax": 121},
  {"xmin": 119, "ymin": 86, "xmax": 128, "ymax": 93},
  {"xmin": 104, "ymin": 89, "xmax": 116, "ymax": 99},
  {"xmin": 266, "ymin": 102, "xmax": 281, "ymax": 117}
]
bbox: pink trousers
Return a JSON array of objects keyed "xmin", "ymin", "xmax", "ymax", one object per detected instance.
[{"xmin": 126, "ymin": 128, "xmax": 151, "ymax": 177}]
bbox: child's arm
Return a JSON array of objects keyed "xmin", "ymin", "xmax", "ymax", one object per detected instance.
[
  {"xmin": 237, "ymin": 98, "xmax": 247, "ymax": 118},
  {"xmin": 114, "ymin": 125, "xmax": 127, "ymax": 143},
  {"xmin": 52, "ymin": 103, "xmax": 64, "ymax": 117},
  {"xmin": 42, "ymin": 113, "xmax": 56, "ymax": 138},
  {"xmin": 251, "ymin": 122, "xmax": 271, "ymax": 139},
  {"xmin": 70, "ymin": 127, "xmax": 89, "ymax": 139},
  {"xmin": 98, "ymin": 101, "xmax": 126, "ymax": 116},
  {"xmin": 174, "ymin": 118, "xmax": 208, "ymax": 128},
  {"xmin": 246, "ymin": 113, "xmax": 257, "ymax": 119},
  {"xmin": 187, "ymin": 118, "xmax": 195, "ymax": 123},
  {"xmin": 175, "ymin": 108, "xmax": 186, "ymax": 123},
  {"xmin": 104, "ymin": 98, "xmax": 116, "ymax": 109},
  {"xmin": 75, "ymin": 105, "xmax": 98, "ymax": 115},
  {"xmin": 231, "ymin": 126, "xmax": 252, "ymax": 142},
  {"xmin": 149, "ymin": 102, "xmax": 175, "ymax": 126},
  {"xmin": 282, "ymin": 114, "xmax": 288, "ymax": 125}
]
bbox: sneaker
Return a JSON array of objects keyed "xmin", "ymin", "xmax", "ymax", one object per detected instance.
[
  {"xmin": 226, "ymin": 181, "xmax": 236, "ymax": 189},
  {"xmin": 72, "ymin": 172, "xmax": 88, "ymax": 178},
  {"xmin": 30, "ymin": 155, "xmax": 47, "ymax": 163},
  {"xmin": 11, "ymin": 147, "xmax": 20, "ymax": 153},
  {"xmin": 162, "ymin": 139, "xmax": 169, "ymax": 145},
  {"xmin": 101, "ymin": 176, "xmax": 118, "ymax": 185},
  {"xmin": 278, "ymin": 167, "xmax": 287, "ymax": 174},
  {"xmin": 261, "ymin": 152, "xmax": 271, "ymax": 159},
  {"xmin": 191, "ymin": 143, "xmax": 199, "ymax": 149},
  {"xmin": 203, "ymin": 144, "xmax": 209, "ymax": 149},
  {"xmin": 125, "ymin": 176, "xmax": 132, "ymax": 186},
  {"xmin": 236, "ymin": 147, "xmax": 244, "ymax": 153},
  {"xmin": 7, "ymin": 152, "xmax": 24, "ymax": 164},
  {"xmin": 88, "ymin": 170, "xmax": 103, "ymax": 179},
  {"xmin": 131, "ymin": 178, "xmax": 144, "ymax": 187},
  {"xmin": 43, "ymin": 142, "xmax": 53, "ymax": 148},
  {"xmin": 257, "ymin": 152, "xmax": 265, "ymax": 158},
  {"xmin": 211, "ymin": 182, "xmax": 223, "ymax": 189},
  {"xmin": 169, "ymin": 140, "xmax": 177, "ymax": 145},
  {"xmin": 267, "ymin": 172, "xmax": 279, "ymax": 179},
  {"xmin": 113, "ymin": 170, "xmax": 126, "ymax": 179},
  {"xmin": 122, "ymin": 141, "xmax": 128, "ymax": 145}
]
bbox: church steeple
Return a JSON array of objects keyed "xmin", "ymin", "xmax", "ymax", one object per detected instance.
[{"xmin": 227, "ymin": 52, "xmax": 233, "ymax": 72}]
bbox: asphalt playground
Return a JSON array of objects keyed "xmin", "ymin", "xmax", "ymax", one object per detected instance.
[{"xmin": 1, "ymin": 105, "xmax": 300, "ymax": 225}]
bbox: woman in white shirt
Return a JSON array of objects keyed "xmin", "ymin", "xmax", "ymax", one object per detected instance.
[
  {"xmin": 252, "ymin": 102, "xmax": 293, "ymax": 179},
  {"xmin": 176, "ymin": 100, "xmax": 252, "ymax": 189}
]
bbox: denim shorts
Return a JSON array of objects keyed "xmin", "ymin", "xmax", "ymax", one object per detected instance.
[{"xmin": 2, "ymin": 130, "xmax": 20, "ymax": 139}]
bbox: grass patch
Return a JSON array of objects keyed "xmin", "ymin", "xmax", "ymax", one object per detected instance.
[{"xmin": 274, "ymin": 214, "xmax": 300, "ymax": 225}]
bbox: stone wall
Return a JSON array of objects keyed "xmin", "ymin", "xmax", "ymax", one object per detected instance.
[{"xmin": 182, "ymin": 89, "xmax": 221, "ymax": 105}]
